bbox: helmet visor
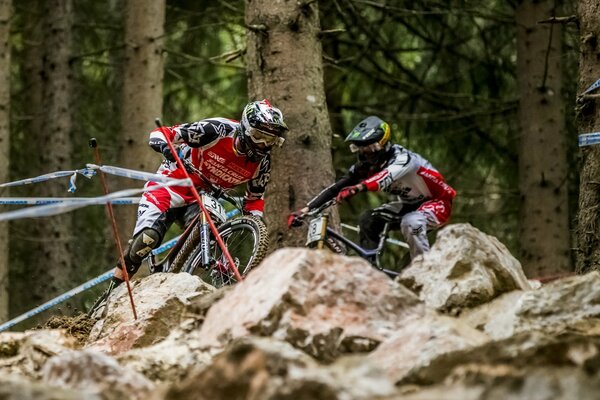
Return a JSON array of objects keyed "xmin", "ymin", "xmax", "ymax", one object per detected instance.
[
  {"xmin": 246, "ymin": 127, "xmax": 285, "ymax": 147},
  {"xmin": 349, "ymin": 142, "xmax": 383, "ymax": 154}
]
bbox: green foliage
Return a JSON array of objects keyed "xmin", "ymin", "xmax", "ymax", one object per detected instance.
[{"xmin": 4, "ymin": 0, "xmax": 579, "ymax": 319}]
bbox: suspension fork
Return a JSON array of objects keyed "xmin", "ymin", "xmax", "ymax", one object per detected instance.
[
  {"xmin": 317, "ymin": 213, "xmax": 329, "ymax": 249},
  {"xmin": 374, "ymin": 222, "xmax": 390, "ymax": 268},
  {"xmin": 199, "ymin": 209, "xmax": 212, "ymax": 268}
]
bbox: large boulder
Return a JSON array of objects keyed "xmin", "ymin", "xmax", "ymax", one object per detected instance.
[
  {"xmin": 41, "ymin": 349, "xmax": 155, "ymax": 400},
  {"xmin": 162, "ymin": 336, "xmax": 396, "ymax": 400},
  {"xmin": 461, "ymin": 271, "xmax": 600, "ymax": 339},
  {"xmin": 398, "ymin": 223, "xmax": 532, "ymax": 313},
  {"xmin": 86, "ymin": 272, "xmax": 213, "ymax": 355},
  {"xmin": 197, "ymin": 248, "xmax": 426, "ymax": 361}
]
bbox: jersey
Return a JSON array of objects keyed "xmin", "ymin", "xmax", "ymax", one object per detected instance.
[
  {"xmin": 149, "ymin": 117, "xmax": 271, "ymax": 215},
  {"xmin": 307, "ymin": 144, "xmax": 456, "ymax": 209}
]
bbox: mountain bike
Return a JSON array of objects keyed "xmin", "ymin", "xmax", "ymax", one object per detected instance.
[
  {"xmin": 293, "ymin": 199, "xmax": 403, "ymax": 279},
  {"xmin": 88, "ymin": 162, "xmax": 269, "ymax": 317},
  {"xmin": 146, "ymin": 159, "xmax": 269, "ymax": 287}
]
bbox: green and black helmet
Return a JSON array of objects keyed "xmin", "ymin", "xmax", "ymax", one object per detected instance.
[{"xmin": 344, "ymin": 116, "xmax": 392, "ymax": 161}]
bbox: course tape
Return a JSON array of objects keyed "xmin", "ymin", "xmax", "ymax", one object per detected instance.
[
  {"xmin": 0, "ymin": 270, "xmax": 114, "ymax": 333},
  {"xmin": 0, "ymin": 197, "xmax": 141, "ymax": 205},
  {"xmin": 0, "ymin": 178, "xmax": 191, "ymax": 221},
  {"xmin": 583, "ymin": 78, "xmax": 600, "ymax": 95},
  {"xmin": 578, "ymin": 132, "xmax": 600, "ymax": 147},
  {"xmin": 0, "ymin": 207, "xmax": 243, "ymax": 332},
  {"xmin": 0, "ymin": 164, "xmax": 183, "ymax": 192},
  {"xmin": 0, "ymin": 168, "xmax": 96, "ymax": 193},
  {"xmin": 87, "ymin": 164, "xmax": 180, "ymax": 184}
]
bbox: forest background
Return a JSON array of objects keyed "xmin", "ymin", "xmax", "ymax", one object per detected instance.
[{"xmin": 0, "ymin": 0, "xmax": 598, "ymax": 327}]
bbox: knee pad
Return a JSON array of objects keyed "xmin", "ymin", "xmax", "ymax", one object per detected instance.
[{"xmin": 128, "ymin": 228, "xmax": 162, "ymax": 265}]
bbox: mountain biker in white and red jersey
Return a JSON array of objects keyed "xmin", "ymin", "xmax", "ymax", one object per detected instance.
[
  {"xmin": 110, "ymin": 99, "xmax": 288, "ymax": 286},
  {"xmin": 288, "ymin": 115, "xmax": 456, "ymax": 260}
]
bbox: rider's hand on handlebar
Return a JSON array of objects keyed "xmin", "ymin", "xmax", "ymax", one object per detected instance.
[
  {"xmin": 160, "ymin": 143, "xmax": 177, "ymax": 162},
  {"xmin": 287, "ymin": 207, "xmax": 309, "ymax": 228},
  {"xmin": 336, "ymin": 183, "xmax": 365, "ymax": 203}
]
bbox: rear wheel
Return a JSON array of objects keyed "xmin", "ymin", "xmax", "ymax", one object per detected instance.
[{"xmin": 182, "ymin": 216, "xmax": 269, "ymax": 287}]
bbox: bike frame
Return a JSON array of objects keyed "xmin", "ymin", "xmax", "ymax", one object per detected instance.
[
  {"xmin": 307, "ymin": 209, "xmax": 399, "ymax": 278},
  {"xmin": 148, "ymin": 190, "xmax": 240, "ymax": 273}
]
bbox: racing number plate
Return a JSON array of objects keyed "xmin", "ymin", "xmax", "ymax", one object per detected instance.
[
  {"xmin": 306, "ymin": 216, "xmax": 325, "ymax": 246},
  {"xmin": 202, "ymin": 194, "xmax": 227, "ymax": 223}
]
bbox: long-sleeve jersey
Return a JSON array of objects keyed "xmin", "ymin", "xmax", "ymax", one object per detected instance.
[
  {"xmin": 149, "ymin": 117, "xmax": 271, "ymax": 214},
  {"xmin": 307, "ymin": 144, "xmax": 456, "ymax": 209}
]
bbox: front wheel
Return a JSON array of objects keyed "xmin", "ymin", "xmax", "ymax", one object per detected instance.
[{"xmin": 182, "ymin": 216, "xmax": 269, "ymax": 287}]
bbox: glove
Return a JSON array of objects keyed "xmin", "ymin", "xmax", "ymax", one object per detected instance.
[
  {"xmin": 287, "ymin": 209, "xmax": 307, "ymax": 228},
  {"xmin": 336, "ymin": 184, "xmax": 365, "ymax": 203},
  {"xmin": 160, "ymin": 143, "xmax": 176, "ymax": 162}
]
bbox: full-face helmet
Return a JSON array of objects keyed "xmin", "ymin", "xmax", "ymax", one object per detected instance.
[
  {"xmin": 344, "ymin": 116, "xmax": 392, "ymax": 163},
  {"xmin": 238, "ymin": 99, "xmax": 288, "ymax": 160}
]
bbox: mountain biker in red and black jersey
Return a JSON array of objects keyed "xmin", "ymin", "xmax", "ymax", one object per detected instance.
[
  {"xmin": 110, "ymin": 99, "xmax": 288, "ymax": 287},
  {"xmin": 288, "ymin": 115, "xmax": 456, "ymax": 260}
]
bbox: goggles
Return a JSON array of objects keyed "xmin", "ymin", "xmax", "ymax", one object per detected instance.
[
  {"xmin": 349, "ymin": 142, "xmax": 383, "ymax": 154},
  {"xmin": 246, "ymin": 127, "xmax": 285, "ymax": 147}
]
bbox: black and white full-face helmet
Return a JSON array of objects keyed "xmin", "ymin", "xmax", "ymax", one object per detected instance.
[
  {"xmin": 344, "ymin": 116, "xmax": 392, "ymax": 163},
  {"xmin": 239, "ymin": 99, "xmax": 288, "ymax": 160}
]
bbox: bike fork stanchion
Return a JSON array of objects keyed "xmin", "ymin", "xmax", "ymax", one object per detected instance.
[
  {"xmin": 154, "ymin": 118, "xmax": 243, "ymax": 282},
  {"xmin": 89, "ymin": 138, "xmax": 138, "ymax": 320}
]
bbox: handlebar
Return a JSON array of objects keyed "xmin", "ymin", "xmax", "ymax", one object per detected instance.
[
  {"xmin": 306, "ymin": 199, "xmax": 338, "ymax": 218},
  {"xmin": 181, "ymin": 158, "xmax": 243, "ymax": 211}
]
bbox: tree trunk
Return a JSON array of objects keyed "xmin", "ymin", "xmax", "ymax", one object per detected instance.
[
  {"xmin": 245, "ymin": 0, "xmax": 335, "ymax": 248},
  {"xmin": 9, "ymin": 0, "xmax": 44, "ymax": 317},
  {"xmin": 117, "ymin": 0, "xmax": 165, "ymax": 238},
  {"xmin": 0, "ymin": 0, "xmax": 11, "ymax": 321},
  {"xmin": 516, "ymin": 0, "xmax": 570, "ymax": 277},
  {"xmin": 29, "ymin": 0, "xmax": 75, "ymax": 305},
  {"xmin": 576, "ymin": 0, "xmax": 600, "ymax": 273}
]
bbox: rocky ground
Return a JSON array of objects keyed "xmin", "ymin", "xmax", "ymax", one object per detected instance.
[{"xmin": 1, "ymin": 223, "xmax": 597, "ymax": 400}]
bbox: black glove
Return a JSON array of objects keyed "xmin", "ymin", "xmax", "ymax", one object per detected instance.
[{"xmin": 160, "ymin": 143, "xmax": 176, "ymax": 162}]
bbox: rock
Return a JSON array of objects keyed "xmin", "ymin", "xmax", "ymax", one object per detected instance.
[
  {"xmin": 398, "ymin": 331, "xmax": 600, "ymax": 385},
  {"xmin": 397, "ymin": 332, "xmax": 600, "ymax": 400},
  {"xmin": 368, "ymin": 312, "xmax": 490, "ymax": 384},
  {"xmin": 398, "ymin": 223, "xmax": 532, "ymax": 313},
  {"xmin": 86, "ymin": 272, "xmax": 214, "ymax": 355},
  {"xmin": 461, "ymin": 272, "xmax": 600, "ymax": 339},
  {"xmin": 163, "ymin": 336, "xmax": 396, "ymax": 400},
  {"xmin": 41, "ymin": 349, "xmax": 155, "ymax": 400},
  {"xmin": 399, "ymin": 365, "xmax": 600, "ymax": 400},
  {"xmin": 0, "ymin": 330, "xmax": 78, "ymax": 378},
  {"xmin": 197, "ymin": 248, "xmax": 426, "ymax": 361},
  {"xmin": 0, "ymin": 373, "xmax": 95, "ymax": 400},
  {"xmin": 117, "ymin": 325, "xmax": 213, "ymax": 383}
]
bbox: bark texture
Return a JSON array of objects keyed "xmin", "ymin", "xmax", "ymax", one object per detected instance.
[
  {"xmin": 117, "ymin": 0, "xmax": 165, "ymax": 237},
  {"xmin": 31, "ymin": 0, "xmax": 75, "ymax": 305},
  {"xmin": 516, "ymin": 0, "xmax": 570, "ymax": 277},
  {"xmin": 576, "ymin": 0, "xmax": 600, "ymax": 273},
  {"xmin": 245, "ymin": 0, "xmax": 335, "ymax": 247},
  {"xmin": 9, "ymin": 0, "xmax": 44, "ymax": 316},
  {"xmin": 0, "ymin": 0, "xmax": 10, "ymax": 321}
]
